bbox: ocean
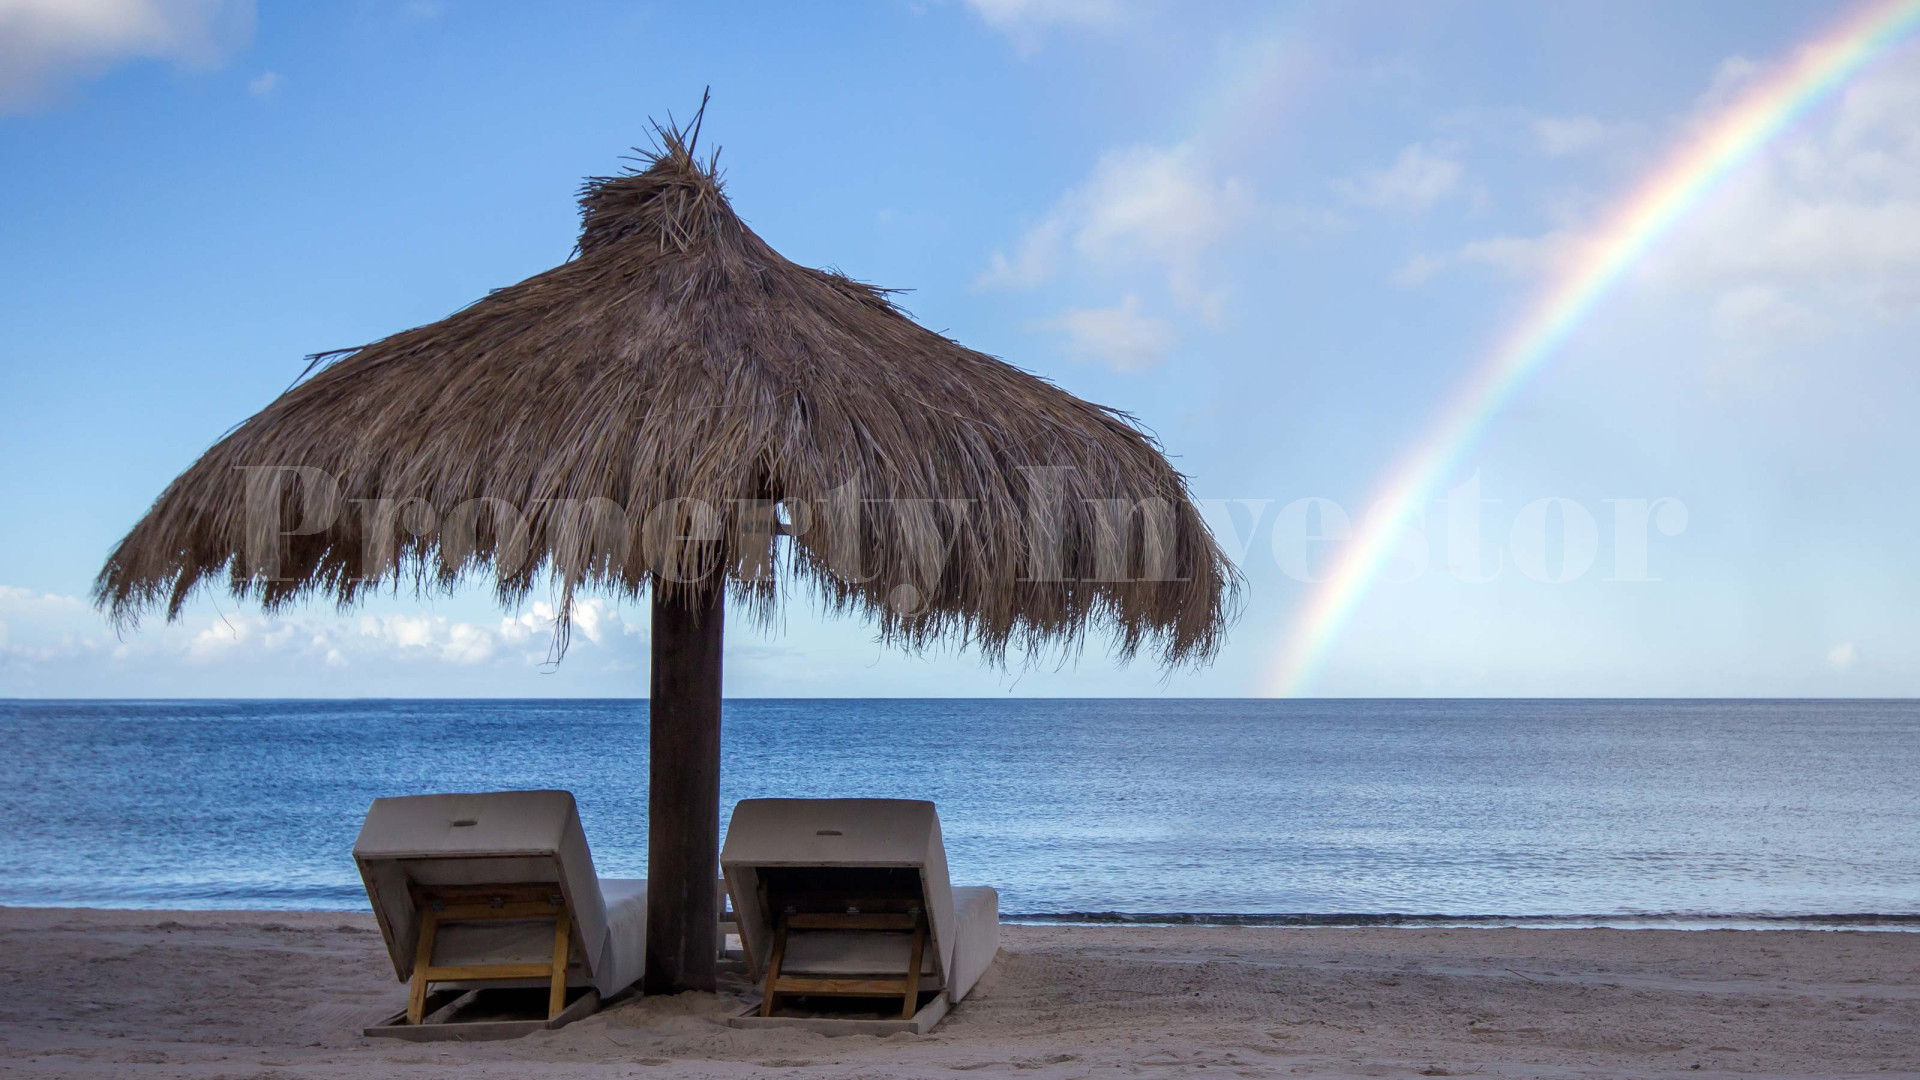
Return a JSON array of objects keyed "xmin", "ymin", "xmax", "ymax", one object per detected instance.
[{"xmin": 3, "ymin": 698, "xmax": 1917, "ymax": 926}]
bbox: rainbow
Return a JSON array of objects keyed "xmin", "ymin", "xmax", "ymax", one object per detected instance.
[{"xmin": 1271, "ymin": 0, "xmax": 1920, "ymax": 697}]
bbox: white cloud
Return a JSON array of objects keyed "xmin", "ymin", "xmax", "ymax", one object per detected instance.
[
  {"xmin": 1043, "ymin": 294, "xmax": 1176, "ymax": 371},
  {"xmin": 0, "ymin": 0, "xmax": 255, "ymax": 113},
  {"xmin": 0, "ymin": 588, "xmax": 126, "ymax": 668},
  {"xmin": 1710, "ymin": 284, "xmax": 1817, "ymax": 349},
  {"xmin": 497, "ymin": 597, "xmax": 640, "ymax": 655},
  {"xmin": 1338, "ymin": 143, "xmax": 1464, "ymax": 211},
  {"xmin": 0, "ymin": 581, "xmax": 645, "ymax": 682},
  {"xmin": 962, "ymin": 0, "xmax": 1126, "ymax": 51},
  {"xmin": 1457, "ymin": 227, "xmax": 1584, "ymax": 278},
  {"xmin": 1391, "ymin": 252, "xmax": 1449, "ymax": 287},
  {"xmin": 978, "ymin": 216, "xmax": 1064, "ymax": 290},
  {"xmin": 1396, "ymin": 227, "xmax": 1582, "ymax": 287},
  {"xmin": 565, "ymin": 596, "xmax": 642, "ymax": 646},
  {"xmin": 441, "ymin": 621, "xmax": 494, "ymax": 665},
  {"xmin": 0, "ymin": 584, "xmax": 84, "ymax": 610},
  {"xmin": 979, "ymin": 141, "xmax": 1254, "ymax": 316},
  {"xmin": 1828, "ymin": 642, "xmax": 1858, "ymax": 671},
  {"xmin": 1435, "ymin": 49, "xmax": 1920, "ymax": 354},
  {"xmin": 1702, "ymin": 56, "xmax": 1764, "ymax": 110},
  {"xmin": 1657, "ymin": 186, "xmax": 1920, "ymax": 306},
  {"xmin": 1635, "ymin": 55, "xmax": 1920, "ymax": 354},
  {"xmin": 345, "ymin": 607, "xmax": 620, "ymax": 667},
  {"xmin": 1532, "ymin": 115, "xmax": 1618, "ymax": 157},
  {"xmin": 183, "ymin": 609, "xmax": 514, "ymax": 667},
  {"xmin": 246, "ymin": 69, "xmax": 276, "ymax": 96},
  {"xmin": 187, "ymin": 615, "xmax": 251, "ymax": 661}
]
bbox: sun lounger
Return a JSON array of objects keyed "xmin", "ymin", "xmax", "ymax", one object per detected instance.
[
  {"xmin": 720, "ymin": 798, "xmax": 999, "ymax": 1034},
  {"xmin": 352, "ymin": 790, "xmax": 646, "ymax": 1039}
]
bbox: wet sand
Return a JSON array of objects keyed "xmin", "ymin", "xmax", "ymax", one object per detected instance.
[{"xmin": 2, "ymin": 907, "xmax": 1916, "ymax": 1078}]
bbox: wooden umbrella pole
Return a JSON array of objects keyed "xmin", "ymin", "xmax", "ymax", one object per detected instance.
[{"xmin": 644, "ymin": 580, "xmax": 724, "ymax": 994}]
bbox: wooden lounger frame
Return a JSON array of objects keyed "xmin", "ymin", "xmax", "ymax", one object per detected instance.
[
  {"xmin": 404, "ymin": 883, "xmax": 572, "ymax": 1025},
  {"xmin": 758, "ymin": 907, "xmax": 928, "ymax": 1020}
]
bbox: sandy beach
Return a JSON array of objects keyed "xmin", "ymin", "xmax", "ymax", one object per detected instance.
[{"xmin": 1, "ymin": 908, "xmax": 1915, "ymax": 1078}]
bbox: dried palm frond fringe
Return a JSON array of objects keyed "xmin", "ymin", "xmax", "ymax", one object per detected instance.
[{"xmin": 95, "ymin": 119, "xmax": 1240, "ymax": 668}]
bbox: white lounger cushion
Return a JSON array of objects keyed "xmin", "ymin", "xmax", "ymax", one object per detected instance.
[
  {"xmin": 723, "ymin": 798, "xmax": 956, "ymax": 983},
  {"xmin": 721, "ymin": 798, "xmax": 999, "ymax": 1000},
  {"xmin": 352, "ymin": 790, "xmax": 644, "ymax": 997},
  {"xmin": 375, "ymin": 878, "xmax": 646, "ymax": 999},
  {"xmin": 771, "ymin": 885, "xmax": 998, "ymax": 1002},
  {"xmin": 593, "ymin": 877, "xmax": 648, "ymax": 996},
  {"xmin": 947, "ymin": 885, "xmax": 999, "ymax": 1002}
]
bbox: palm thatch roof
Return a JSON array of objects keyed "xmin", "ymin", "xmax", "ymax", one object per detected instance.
[{"xmin": 95, "ymin": 126, "xmax": 1239, "ymax": 667}]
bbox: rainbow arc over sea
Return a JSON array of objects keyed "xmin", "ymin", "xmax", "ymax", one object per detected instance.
[{"xmin": 1271, "ymin": 0, "xmax": 1920, "ymax": 697}]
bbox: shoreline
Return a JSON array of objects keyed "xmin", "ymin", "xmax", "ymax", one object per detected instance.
[
  {"xmin": 5, "ymin": 906, "xmax": 1917, "ymax": 1078},
  {"xmin": 12, "ymin": 901, "xmax": 1920, "ymax": 932},
  {"xmin": 1007, "ymin": 911, "xmax": 1920, "ymax": 930}
]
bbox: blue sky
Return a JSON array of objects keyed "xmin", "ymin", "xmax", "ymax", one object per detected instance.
[{"xmin": 3, "ymin": 0, "xmax": 1918, "ymax": 698}]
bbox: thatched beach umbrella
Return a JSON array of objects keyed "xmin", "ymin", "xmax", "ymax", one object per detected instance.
[{"xmin": 96, "ymin": 121, "xmax": 1238, "ymax": 994}]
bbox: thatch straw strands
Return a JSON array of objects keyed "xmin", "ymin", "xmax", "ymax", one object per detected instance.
[{"xmin": 95, "ymin": 125, "xmax": 1239, "ymax": 668}]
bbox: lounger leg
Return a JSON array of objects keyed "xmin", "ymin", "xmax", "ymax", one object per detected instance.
[
  {"xmin": 759, "ymin": 915, "xmax": 790, "ymax": 1018},
  {"xmin": 548, "ymin": 907, "xmax": 572, "ymax": 1020},
  {"xmin": 902, "ymin": 913, "xmax": 927, "ymax": 1019},
  {"xmin": 406, "ymin": 911, "xmax": 440, "ymax": 1025}
]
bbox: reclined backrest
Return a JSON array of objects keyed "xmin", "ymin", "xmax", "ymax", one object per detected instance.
[
  {"xmin": 721, "ymin": 798, "xmax": 956, "ymax": 985},
  {"xmin": 352, "ymin": 790, "xmax": 611, "ymax": 983}
]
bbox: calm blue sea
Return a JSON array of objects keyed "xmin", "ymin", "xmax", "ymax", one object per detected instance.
[{"xmin": 3, "ymin": 699, "xmax": 1918, "ymax": 926}]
